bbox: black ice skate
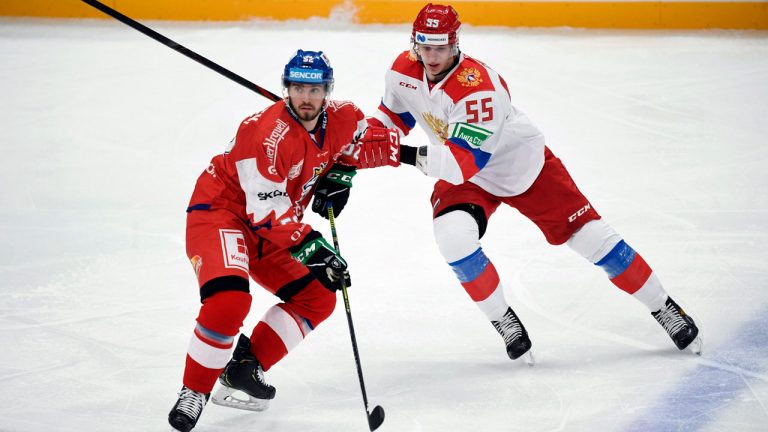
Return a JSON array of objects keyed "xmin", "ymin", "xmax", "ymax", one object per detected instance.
[
  {"xmin": 652, "ymin": 297, "xmax": 703, "ymax": 355},
  {"xmin": 211, "ymin": 334, "xmax": 276, "ymax": 411},
  {"xmin": 168, "ymin": 386, "xmax": 210, "ymax": 432},
  {"xmin": 492, "ymin": 307, "xmax": 535, "ymax": 365}
]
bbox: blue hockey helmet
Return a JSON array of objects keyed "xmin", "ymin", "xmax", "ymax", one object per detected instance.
[{"xmin": 282, "ymin": 49, "xmax": 334, "ymax": 93}]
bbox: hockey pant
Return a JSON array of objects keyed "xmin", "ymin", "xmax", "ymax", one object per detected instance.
[{"xmin": 182, "ymin": 209, "xmax": 336, "ymax": 394}]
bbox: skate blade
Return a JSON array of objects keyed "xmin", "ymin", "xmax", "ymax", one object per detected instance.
[
  {"xmin": 522, "ymin": 350, "xmax": 536, "ymax": 367},
  {"xmin": 211, "ymin": 385, "xmax": 270, "ymax": 412},
  {"xmin": 687, "ymin": 337, "xmax": 703, "ymax": 356}
]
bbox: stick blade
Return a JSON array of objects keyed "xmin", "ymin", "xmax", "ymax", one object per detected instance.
[{"xmin": 368, "ymin": 405, "xmax": 385, "ymax": 431}]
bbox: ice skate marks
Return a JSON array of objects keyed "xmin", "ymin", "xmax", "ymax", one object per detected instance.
[{"xmin": 625, "ymin": 306, "xmax": 768, "ymax": 432}]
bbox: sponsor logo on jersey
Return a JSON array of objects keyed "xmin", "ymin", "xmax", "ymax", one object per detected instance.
[
  {"xmin": 457, "ymin": 67, "xmax": 483, "ymax": 87},
  {"xmin": 568, "ymin": 203, "xmax": 592, "ymax": 222},
  {"xmin": 450, "ymin": 123, "xmax": 493, "ymax": 147},
  {"xmin": 415, "ymin": 32, "xmax": 449, "ymax": 45},
  {"xmin": 399, "ymin": 81, "xmax": 417, "ymax": 90},
  {"xmin": 257, "ymin": 190, "xmax": 289, "ymax": 201},
  {"xmin": 263, "ymin": 119, "xmax": 290, "ymax": 175},
  {"xmin": 219, "ymin": 229, "xmax": 248, "ymax": 272},
  {"xmin": 422, "ymin": 112, "xmax": 449, "ymax": 141}
]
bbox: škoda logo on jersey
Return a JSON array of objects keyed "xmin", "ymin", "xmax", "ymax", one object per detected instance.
[
  {"xmin": 263, "ymin": 119, "xmax": 290, "ymax": 175},
  {"xmin": 457, "ymin": 67, "xmax": 483, "ymax": 87}
]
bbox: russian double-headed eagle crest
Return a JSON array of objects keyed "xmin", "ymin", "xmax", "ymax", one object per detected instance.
[
  {"xmin": 457, "ymin": 67, "xmax": 483, "ymax": 87},
  {"xmin": 422, "ymin": 112, "xmax": 449, "ymax": 140}
]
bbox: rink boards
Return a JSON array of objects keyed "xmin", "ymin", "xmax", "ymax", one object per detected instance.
[{"xmin": 1, "ymin": 0, "xmax": 767, "ymax": 29}]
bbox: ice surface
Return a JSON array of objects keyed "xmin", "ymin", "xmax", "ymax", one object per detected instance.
[{"xmin": 1, "ymin": 18, "xmax": 767, "ymax": 432}]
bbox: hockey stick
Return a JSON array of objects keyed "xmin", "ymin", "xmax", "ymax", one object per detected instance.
[
  {"xmin": 79, "ymin": 0, "xmax": 280, "ymax": 102},
  {"xmin": 327, "ymin": 205, "xmax": 385, "ymax": 431}
]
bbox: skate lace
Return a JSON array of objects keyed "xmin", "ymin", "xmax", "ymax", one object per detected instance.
[
  {"xmin": 252, "ymin": 365, "xmax": 270, "ymax": 387},
  {"xmin": 655, "ymin": 304, "xmax": 687, "ymax": 337},
  {"xmin": 177, "ymin": 387, "xmax": 205, "ymax": 420},
  {"xmin": 493, "ymin": 312, "xmax": 523, "ymax": 345}
]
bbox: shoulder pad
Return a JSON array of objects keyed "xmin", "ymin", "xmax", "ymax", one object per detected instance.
[
  {"xmin": 442, "ymin": 56, "xmax": 496, "ymax": 103},
  {"xmin": 391, "ymin": 50, "xmax": 422, "ymax": 80}
]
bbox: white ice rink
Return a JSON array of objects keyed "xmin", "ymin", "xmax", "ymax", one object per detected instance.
[{"xmin": 1, "ymin": 16, "xmax": 767, "ymax": 432}]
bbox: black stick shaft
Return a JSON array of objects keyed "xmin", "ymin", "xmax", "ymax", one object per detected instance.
[
  {"xmin": 327, "ymin": 206, "xmax": 372, "ymax": 412},
  {"xmin": 80, "ymin": 0, "xmax": 281, "ymax": 102}
]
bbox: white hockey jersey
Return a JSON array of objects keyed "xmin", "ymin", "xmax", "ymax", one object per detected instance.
[{"xmin": 373, "ymin": 50, "xmax": 546, "ymax": 197}]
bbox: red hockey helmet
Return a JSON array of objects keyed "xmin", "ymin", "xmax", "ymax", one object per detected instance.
[{"xmin": 411, "ymin": 3, "xmax": 461, "ymax": 46}]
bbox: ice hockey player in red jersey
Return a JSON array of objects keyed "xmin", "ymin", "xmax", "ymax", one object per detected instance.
[
  {"xmin": 356, "ymin": 3, "xmax": 702, "ymax": 364},
  {"xmin": 168, "ymin": 50, "xmax": 367, "ymax": 432}
]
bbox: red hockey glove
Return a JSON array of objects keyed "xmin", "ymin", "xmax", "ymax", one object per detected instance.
[{"xmin": 355, "ymin": 127, "xmax": 401, "ymax": 169}]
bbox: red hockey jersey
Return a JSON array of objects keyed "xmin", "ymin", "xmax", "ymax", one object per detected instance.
[{"xmin": 188, "ymin": 99, "xmax": 366, "ymax": 248}]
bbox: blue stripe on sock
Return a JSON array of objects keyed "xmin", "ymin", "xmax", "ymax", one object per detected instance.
[
  {"xmin": 195, "ymin": 323, "xmax": 234, "ymax": 345},
  {"xmin": 448, "ymin": 247, "xmax": 490, "ymax": 283},
  {"xmin": 595, "ymin": 240, "xmax": 636, "ymax": 278}
]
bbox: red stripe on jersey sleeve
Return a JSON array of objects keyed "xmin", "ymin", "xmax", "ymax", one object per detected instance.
[
  {"xmin": 378, "ymin": 102, "xmax": 413, "ymax": 135},
  {"xmin": 446, "ymin": 140, "xmax": 481, "ymax": 180}
]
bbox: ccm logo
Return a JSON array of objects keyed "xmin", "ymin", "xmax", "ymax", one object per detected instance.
[
  {"xmin": 388, "ymin": 130, "xmax": 400, "ymax": 162},
  {"xmin": 399, "ymin": 82, "xmax": 417, "ymax": 90},
  {"xmin": 568, "ymin": 204, "xmax": 591, "ymax": 222}
]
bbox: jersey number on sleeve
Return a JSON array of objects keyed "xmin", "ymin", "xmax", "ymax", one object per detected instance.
[{"xmin": 465, "ymin": 98, "xmax": 493, "ymax": 123}]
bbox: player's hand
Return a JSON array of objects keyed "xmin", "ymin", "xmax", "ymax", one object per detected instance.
[
  {"xmin": 355, "ymin": 126, "xmax": 401, "ymax": 169},
  {"xmin": 311, "ymin": 164, "xmax": 355, "ymax": 219},
  {"xmin": 290, "ymin": 230, "xmax": 351, "ymax": 291}
]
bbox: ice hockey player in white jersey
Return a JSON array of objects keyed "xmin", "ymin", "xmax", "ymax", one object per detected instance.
[{"xmin": 355, "ymin": 3, "xmax": 703, "ymax": 362}]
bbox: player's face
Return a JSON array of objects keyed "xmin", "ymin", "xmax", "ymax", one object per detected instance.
[
  {"xmin": 416, "ymin": 44, "xmax": 455, "ymax": 81},
  {"xmin": 287, "ymin": 83, "xmax": 326, "ymax": 121}
]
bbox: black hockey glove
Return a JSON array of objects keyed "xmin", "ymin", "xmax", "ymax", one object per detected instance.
[
  {"xmin": 311, "ymin": 164, "xmax": 356, "ymax": 219},
  {"xmin": 290, "ymin": 230, "xmax": 351, "ymax": 292}
]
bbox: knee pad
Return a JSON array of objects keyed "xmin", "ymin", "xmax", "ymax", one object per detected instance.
[
  {"xmin": 197, "ymin": 289, "xmax": 252, "ymax": 336},
  {"xmin": 283, "ymin": 281, "xmax": 337, "ymax": 328},
  {"xmin": 566, "ymin": 219, "xmax": 622, "ymax": 264},
  {"xmin": 433, "ymin": 209, "xmax": 481, "ymax": 263},
  {"xmin": 436, "ymin": 203, "xmax": 488, "ymax": 238}
]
